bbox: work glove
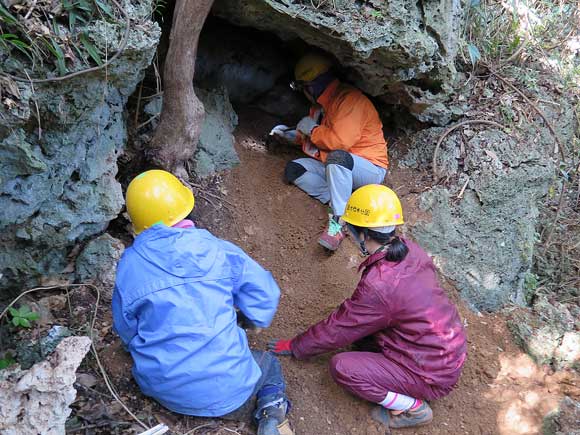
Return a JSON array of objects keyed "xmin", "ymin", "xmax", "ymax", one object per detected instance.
[
  {"xmin": 269, "ymin": 124, "xmax": 297, "ymax": 142},
  {"xmin": 296, "ymin": 116, "xmax": 318, "ymax": 137},
  {"xmin": 267, "ymin": 338, "xmax": 293, "ymax": 356}
]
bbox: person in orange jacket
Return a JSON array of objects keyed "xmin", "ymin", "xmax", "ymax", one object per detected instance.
[{"xmin": 271, "ymin": 53, "xmax": 389, "ymax": 251}]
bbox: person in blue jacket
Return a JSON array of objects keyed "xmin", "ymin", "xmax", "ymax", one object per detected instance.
[{"xmin": 112, "ymin": 170, "xmax": 293, "ymax": 435}]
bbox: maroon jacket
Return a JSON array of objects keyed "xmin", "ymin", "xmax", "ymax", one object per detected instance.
[{"xmin": 291, "ymin": 240, "xmax": 467, "ymax": 388}]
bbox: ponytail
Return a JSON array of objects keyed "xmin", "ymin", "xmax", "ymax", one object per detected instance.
[{"xmin": 366, "ymin": 229, "xmax": 409, "ymax": 262}]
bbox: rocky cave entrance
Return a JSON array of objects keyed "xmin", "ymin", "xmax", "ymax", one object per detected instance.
[
  {"xmin": 116, "ymin": 13, "xmax": 427, "ymax": 250},
  {"xmin": 191, "ymin": 15, "xmax": 422, "ymax": 149}
]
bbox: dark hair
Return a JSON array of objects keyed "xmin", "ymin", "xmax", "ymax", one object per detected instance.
[{"xmin": 352, "ymin": 225, "xmax": 409, "ymax": 262}]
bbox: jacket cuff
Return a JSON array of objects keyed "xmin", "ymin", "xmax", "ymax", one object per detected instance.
[{"xmin": 289, "ymin": 335, "xmax": 308, "ymax": 360}]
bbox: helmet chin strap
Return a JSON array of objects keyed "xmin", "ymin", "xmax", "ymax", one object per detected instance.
[{"xmin": 346, "ymin": 224, "xmax": 369, "ymax": 256}]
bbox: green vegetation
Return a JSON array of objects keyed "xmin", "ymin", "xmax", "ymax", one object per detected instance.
[
  {"xmin": 0, "ymin": 0, "xmax": 120, "ymax": 77},
  {"xmin": 464, "ymin": 0, "xmax": 579, "ymax": 82},
  {"xmin": 0, "ymin": 354, "xmax": 16, "ymax": 370},
  {"xmin": 8, "ymin": 305, "xmax": 40, "ymax": 328}
]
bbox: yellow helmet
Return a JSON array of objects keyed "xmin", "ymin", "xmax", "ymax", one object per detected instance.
[
  {"xmin": 294, "ymin": 53, "xmax": 333, "ymax": 82},
  {"xmin": 342, "ymin": 184, "xmax": 404, "ymax": 228},
  {"xmin": 126, "ymin": 170, "xmax": 195, "ymax": 234}
]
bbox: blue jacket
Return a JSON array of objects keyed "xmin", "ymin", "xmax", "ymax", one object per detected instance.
[{"xmin": 112, "ymin": 225, "xmax": 280, "ymax": 416}]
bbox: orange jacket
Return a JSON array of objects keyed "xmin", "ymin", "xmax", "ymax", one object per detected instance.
[{"xmin": 300, "ymin": 80, "xmax": 389, "ymax": 168}]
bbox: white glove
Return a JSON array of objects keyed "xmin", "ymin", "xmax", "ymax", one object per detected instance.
[
  {"xmin": 269, "ymin": 124, "xmax": 297, "ymax": 142},
  {"xmin": 297, "ymin": 117, "xmax": 319, "ymax": 136}
]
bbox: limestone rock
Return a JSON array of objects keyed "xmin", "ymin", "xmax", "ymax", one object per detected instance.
[
  {"xmin": 542, "ymin": 396, "xmax": 580, "ymax": 435},
  {"xmin": 0, "ymin": 336, "xmax": 91, "ymax": 435},
  {"xmin": 213, "ymin": 0, "xmax": 466, "ymax": 124},
  {"xmin": 194, "ymin": 87, "xmax": 240, "ymax": 177},
  {"xmin": 508, "ymin": 296, "xmax": 580, "ymax": 370},
  {"xmin": 404, "ymin": 128, "xmax": 553, "ymax": 311},
  {"xmin": 76, "ymin": 234, "xmax": 125, "ymax": 298},
  {"xmin": 0, "ymin": 4, "xmax": 160, "ymax": 293}
]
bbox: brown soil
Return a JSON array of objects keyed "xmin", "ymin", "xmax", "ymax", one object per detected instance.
[{"xmin": 91, "ymin": 109, "xmax": 579, "ymax": 435}]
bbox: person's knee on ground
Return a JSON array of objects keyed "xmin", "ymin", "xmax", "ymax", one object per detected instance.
[
  {"xmin": 325, "ymin": 149, "xmax": 354, "ymax": 171},
  {"xmin": 284, "ymin": 161, "xmax": 307, "ymax": 184}
]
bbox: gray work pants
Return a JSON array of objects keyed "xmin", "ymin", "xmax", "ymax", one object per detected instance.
[{"xmin": 290, "ymin": 152, "xmax": 387, "ymax": 216}]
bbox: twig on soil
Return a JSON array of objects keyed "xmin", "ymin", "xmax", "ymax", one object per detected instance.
[
  {"xmin": 198, "ymin": 194, "xmax": 219, "ymax": 210},
  {"xmin": 23, "ymin": 0, "xmax": 38, "ymax": 20},
  {"xmin": 137, "ymin": 114, "xmax": 160, "ymax": 130},
  {"xmin": 0, "ymin": 0, "xmax": 130, "ymax": 84},
  {"xmin": 183, "ymin": 423, "xmax": 214, "ymax": 435},
  {"xmin": 432, "ymin": 119, "xmax": 507, "ymax": 178},
  {"xmin": 188, "ymin": 182, "xmax": 237, "ymax": 210},
  {"xmin": 0, "ymin": 284, "xmax": 149, "ymax": 431},
  {"xmin": 457, "ymin": 176, "xmax": 471, "ymax": 199}
]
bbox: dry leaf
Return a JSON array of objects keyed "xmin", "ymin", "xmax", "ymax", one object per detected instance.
[{"xmin": 484, "ymin": 149, "xmax": 501, "ymax": 163}]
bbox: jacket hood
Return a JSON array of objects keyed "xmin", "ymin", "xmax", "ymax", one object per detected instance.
[{"xmin": 131, "ymin": 225, "xmax": 219, "ymax": 278}]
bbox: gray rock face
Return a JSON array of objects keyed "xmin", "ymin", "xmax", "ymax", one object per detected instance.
[
  {"xmin": 144, "ymin": 87, "xmax": 239, "ymax": 178},
  {"xmin": 76, "ymin": 234, "xmax": 125, "ymax": 298},
  {"xmin": 213, "ymin": 0, "xmax": 465, "ymax": 124},
  {"xmin": 543, "ymin": 396, "xmax": 580, "ymax": 435},
  {"xmin": 401, "ymin": 127, "xmax": 554, "ymax": 311},
  {"xmin": 194, "ymin": 87, "xmax": 240, "ymax": 177},
  {"xmin": 0, "ymin": 336, "xmax": 91, "ymax": 435},
  {"xmin": 0, "ymin": 8, "xmax": 160, "ymax": 292}
]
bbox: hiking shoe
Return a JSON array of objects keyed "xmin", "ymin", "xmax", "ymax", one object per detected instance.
[
  {"xmin": 257, "ymin": 405, "xmax": 294, "ymax": 435},
  {"xmin": 318, "ymin": 215, "xmax": 346, "ymax": 251},
  {"xmin": 370, "ymin": 401, "xmax": 433, "ymax": 429}
]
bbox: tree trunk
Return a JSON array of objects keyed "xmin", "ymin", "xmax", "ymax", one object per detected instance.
[{"xmin": 148, "ymin": 0, "xmax": 214, "ymax": 174}]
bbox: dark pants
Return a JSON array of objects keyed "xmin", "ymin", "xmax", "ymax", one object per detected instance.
[{"xmin": 222, "ymin": 350, "xmax": 288, "ymax": 422}]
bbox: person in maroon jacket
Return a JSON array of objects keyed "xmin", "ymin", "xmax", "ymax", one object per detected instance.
[{"xmin": 268, "ymin": 184, "xmax": 467, "ymax": 429}]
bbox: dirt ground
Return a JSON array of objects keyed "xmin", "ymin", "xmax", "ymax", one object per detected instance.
[{"xmin": 92, "ymin": 109, "xmax": 580, "ymax": 435}]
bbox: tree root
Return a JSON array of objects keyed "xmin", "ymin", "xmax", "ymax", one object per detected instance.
[{"xmin": 432, "ymin": 119, "xmax": 507, "ymax": 178}]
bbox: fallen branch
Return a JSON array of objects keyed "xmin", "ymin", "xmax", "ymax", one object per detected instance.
[
  {"xmin": 0, "ymin": 0, "xmax": 130, "ymax": 84},
  {"xmin": 432, "ymin": 119, "xmax": 506, "ymax": 178},
  {"xmin": 187, "ymin": 181, "xmax": 237, "ymax": 210}
]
